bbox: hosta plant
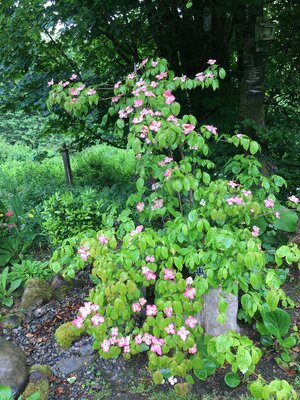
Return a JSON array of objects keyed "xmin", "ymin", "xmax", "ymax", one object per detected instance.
[{"xmin": 48, "ymin": 58, "xmax": 299, "ymax": 396}]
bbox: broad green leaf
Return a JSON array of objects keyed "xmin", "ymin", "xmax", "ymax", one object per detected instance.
[
  {"xmin": 224, "ymin": 372, "xmax": 241, "ymax": 388},
  {"xmin": 261, "ymin": 308, "xmax": 291, "ymax": 339}
]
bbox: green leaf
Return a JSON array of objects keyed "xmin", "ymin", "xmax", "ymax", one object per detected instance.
[
  {"xmin": 153, "ymin": 370, "xmax": 164, "ymax": 385},
  {"xmin": 219, "ymin": 68, "xmax": 226, "ymax": 80},
  {"xmin": 0, "ymin": 385, "xmax": 13, "ymax": 400},
  {"xmin": 250, "ymin": 141, "xmax": 260, "ymax": 155},
  {"xmin": 224, "ymin": 373, "xmax": 241, "ymax": 388},
  {"xmin": 266, "ymin": 290, "xmax": 279, "ymax": 311},
  {"xmin": 261, "ymin": 308, "xmax": 291, "ymax": 339},
  {"xmin": 281, "ymin": 335, "xmax": 297, "ymax": 348},
  {"xmin": 249, "ymin": 381, "xmax": 264, "ymax": 399},
  {"xmin": 171, "ymin": 102, "xmax": 181, "ymax": 116}
]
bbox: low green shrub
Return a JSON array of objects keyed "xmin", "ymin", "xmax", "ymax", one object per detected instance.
[
  {"xmin": 54, "ymin": 321, "xmax": 85, "ymax": 348},
  {"xmin": 9, "ymin": 259, "xmax": 53, "ymax": 284}
]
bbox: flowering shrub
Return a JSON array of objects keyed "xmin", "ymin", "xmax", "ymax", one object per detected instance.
[{"xmin": 48, "ymin": 59, "xmax": 299, "ymax": 396}]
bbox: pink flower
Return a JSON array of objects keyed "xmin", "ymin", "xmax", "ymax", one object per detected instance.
[
  {"xmin": 142, "ymin": 333, "xmax": 152, "ymax": 346},
  {"xmin": 152, "ymin": 198, "xmax": 164, "ymax": 210},
  {"xmin": 130, "ymin": 225, "xmax": 144, "ymax": 236},
  {"xmin": 87, "ymin": 89, "xmax": 96, "ymax": 96},
  {"xmin": 150, "ymin": 81, "xmax": 158, "ymax": 88},
  {"xmin": 207, "ymin": 59, "xmax": 216, "ymax": 65},
  {"xmin": 165, "ymin": 323, "xmax": 176, "ymax": 334},
  {"xmin": 133, "ymin": 116, "xmax": 143, "ymax": 124},
  {"xmin": 101, "ymin": 339, "xmax": 110, "ymax": 353},
  {"xmin": 98, "ymin": 234, "xmax": 108, "ymax": 244},
  {"xmin": 123, "ymin": 345, "xmax": 131, "ymax": 353},
  {"xmin": 47, "ymin": 79, "xmax": 54, "ymax": 86},
  {"xmin": 78, "ymin": 84, "xmax": 85, "ymax": 91},
  {"xmin": 135, "ymin": 334, "xmax": 143, "ymax": 345},
  {"xmin": 134, "ymin": 99, "xmax": 143, "ymax": 108},
  {"xmin": 163, "ymin": 90, "xmax": 175, "ymax": 104},
  {"xmin": 182, "ymin": 124, "xmax": 195, "ymax": 135},
  {"xmin": 72, "ymin": 316, "xmax": 84, "ymax": 329},
  {"xmin": 127, "ymin": 73, "xmax": 136, "ymax": 79},
  {"xmin": 145, "ymin": 255, "xmax": 155, "ymax": 263},
  {"xmin": 77, "ymin": 246, "xmax": 89, "ymax": 261},
  {"xmin": 188, "ymin": 344, "xmax": 197, "ymax": 354},
  {"xmin": 63, "ymin": 81, "xmax": 70, "ymax": 87},
  {"xmin": 226, "ymin": 197, "xmax": 244, "ymax": 205},
  {"xmin": 91, "ymin": 304, "xmax": 99, "ymax": 312},
  {"xmin": 132, "ymin": 303, "xmax": 142, "ymax": 313},
  {"xmin": 164, "ymin": 168, "xmax": 173, "ymax": 178},
  {"xmin": 205, "ymin": 125, "xmax": 217, "ymax": 135},
  {"xmin": 152, "ymin": 61, "xmax": 158, "ymax": 67},
  {"xmin": 264, "ymin": 198, "xmax": 274, "ymax": 208},
  {"xmin": 288, "ymin": 195, "xmax": 299, "ymax": 204},
  {"xmin": 112, "ymin": 95, "xmax": 121, "ymax": 103},
  {"xmin": 195, "ymin": 72, "xmax": 204, "ymax": 82},
  {"xmin": 186, "ymin": 277, "xmax": 193, "ymax": 285},
  {"xmin": 70, "ymin": 87, "xmax": 79, "ymax": 96},
  {"xmin": 149, "ymin": 121, "xmax": 161, "ymax": 132},
  {"xmin": 252, "ymin": 226, "xmax": 260, "ymax": 237},
  {"xmin": 114, "ymin": 81, "xmax": 121, "ymax": 89},
  {"xmin": 184, "ymin": 287, "xmax": 196, "ymax": 300},
  {"xmin": 118, "ymin": 109, "xmax": 128, "ymax": 119},
  {"xmin": 110, "ymin": 336, "xmax": 117, "ymax": 345},
  {"xmin": 150, "ymin": 344, "xmax": 162, "ymax": 355},
  {"xmin": 139, "ymin": 297, "xmax": 147, "ymax": 305},
  {"xmin": 275, "ymin": 211, "xmax": 280, "ymax": 219},
  {"xmin": 79, "ymin": 306, "xmax": 91, "ymax": 318},
  {"xmin": 228, "ymin": 180, "xmax": 238, "ymax": 188},
  {"xmin": 118, "ymin": 337, "xmax": 126, "ymax": 347},
  {"xmin": 111, "ymin": 327, "xmax": 118, "ymax": 336},
  {"xmin": 91, "ymin": 314, "xmax": 104, "ymax": 326},
  {"xmin": 164, "ymin": 307, "xmax": 173, "ymax": 317},
  {"xmin": 185, "ymin": 316, "xmax": 198, "ymax": 329},
  {"xmin": 146, "ymin": 305, "xmax": 157, "ymax": 316},
  {"xmin": 142, "ymin": 267, "xmax": 156, "ymax": 281},
  {"xmin": 71, "ymin": 98, "xmax": 78, "ymax": 103},
  {"xmin": 145, "ymin": 91, "xmax": 155, "ymax": 97},
  {"xmin": 156, "ymin": 71, "xmax": 168, "ymax": 80},
  {"xmin": 167, "ymin": 115, "xmax": 179, "ymax": 126},
  {"xmin": 205, "ymin": 72, "xmax": 214, "ymax": 79},
  {"xmin": 136, "ymin": 202, "xmax": 145, "ymax": 212},
  {"xmin": 164, "ymin": 268, "xmax": 175, "ymax": 280},
  {"xmin": 5, "ymin": 211, "xmax": 13, "ymax": 217},
  {"xmin": 177, "ymin": 326, "xmax": 190, "ymax": 341},
  {"xmin": 242, "ymin": 190, "xmax": 252, "ymax": 197},
  {"xmin": 70, "ymin": 73, "xmax": 77, "ymax": 80}
]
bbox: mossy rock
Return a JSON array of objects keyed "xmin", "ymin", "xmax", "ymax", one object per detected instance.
[
  {"xmin": 22, "ymin": 364, "xmax": 50, "ymax": 400},
  {"xmin": 21, "ymin": 380, "xmax": 49, "ymax": 400},
  {"xmin": 54, "ymin": 322, "xmax": 85, "ymax": 349},
  {"xmin": 21, "ymin": 279, "xmax": 53, "ymax": 311}
]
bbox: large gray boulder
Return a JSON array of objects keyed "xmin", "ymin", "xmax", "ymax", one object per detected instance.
[
  {"xmin": 0, "ymin": 338, "xmax": 28, "ymax": 397},
  {"xmin": 21, "ymin": 278, "xmax": 52, "ymax": 311}
]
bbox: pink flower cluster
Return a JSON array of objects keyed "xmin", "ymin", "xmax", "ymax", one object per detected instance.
[
  {"xmin": 252, "ymin": 226, "xmax": 260, "ymax": 237},
  {"xmin": 156, "ymin": 71, "xmax": 168, "ymax": 80},
  {"xmin": 163, "ymin": 268, "xmax": 175, "ymax": 280},
  {"xmin": 152, "ymin": 198, "xmax": 164, "ymax": 210},
  {"xmin": 130, "ymin": 225, "xmax": 144, "ymax": 236},
  {"xmin": 72, "ymin": 302, "xmax": 104, "ymax": 329},
  {"xmin": 101, "ymin": 331, "xmax": 131, "ymax": 354},
  {"xmin": 87, "ymin": 89, "xmax": 96, "ymax": 96},
  {"xmin": 158, "ymin": 156, "xmax": 173, "ymax": 167},
  {"xmin": 77, "ymin": 246, "xmax": 90, "ymax": 261},
  {"xmin": 164, "ymin": 168, "xmax": 173, "ymax": 178},
  {"xmin": 182, "ymin": 124, "xmax": 195, "ymax": 135},
  {"xmin": 167, "ymin": 115, "xmax": 179, "ymax": 126},
  {"xmin": 226, "ymin": 196, "xmax": 244, "ymax": 205},
  {"xmin": 145, "ymin": 255, "xmax": 155, "ymax": 263},
  {"xmin": 98, "ymin": 234, "xmax": 108, "ymax": 244},
  {"xmin": 205, "ymin": 125, "xmax": 217, "ymax": 135},
  {"xmin": 164, "ymin": 307, "xmax": 172, "ymax": 317},
  {"xmin": 228, "ymin": 180, "xmax": 239, "ymax": 188},
  {"xmin": 264, "ymin": 198, "xmax": 274, "ymax": 208},
  {"xmin": 142, "ymin": 267, "xmax": 156, "ymax": 281},
  {"xmin": 146, "ymin": 304, "xmax": 157, "ymax": 316},
  {"xmin": 136, "ymin": 202, "xmax": 145, "ymax": 212},
  {"xmin": 288, "ymin": 195, "xmax": 299, "ymax": 204},
  {"xmin": 184, "ymin": 278, "xmax": 195, "ymax": 299},
  {"xmin": 134, "ymin": 333, "xmax": 165, "ymax": 355},
  {"xmin": 119, "ymin": 105, "xmax": 134, "ymax": 119},
  {"xmin": 131, "ymin": 297, "xmax": 148, "ymax": 313},
  {"xmin": 149, "ymin": 120, "xmax": 161, "ymax": 132},
  {"xmin": 163, "ymin": 90, "xmax": 175, "ymax": 104}
]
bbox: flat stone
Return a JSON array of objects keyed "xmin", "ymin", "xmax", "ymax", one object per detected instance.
[
  {"xmin": 77, "ymin": 343, "xmax": 94, "ymax": 357},
  {"xmin": 0, "ymin": 338, "xmax": 28, "ymax": 397},
  {"xmin": 52, "ymin": 355, "xmax": 97, "ymax": 376}
]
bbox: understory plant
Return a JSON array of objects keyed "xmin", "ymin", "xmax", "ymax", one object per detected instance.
[{"xmin": 48, "ymin": 58, "xmax": 299, "ymax": 398}]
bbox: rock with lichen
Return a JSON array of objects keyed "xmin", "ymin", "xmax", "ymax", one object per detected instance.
[
  {"xmin": 54, "ymin": 321, "xmax": 85, "ymax": 349},
  {"xmin": 21, "ymin": 279, "xmax": 53, "ymax": 311},
  {"xmin": 21, "ymin": 365, "xmax": 50, "ymax": 400}
]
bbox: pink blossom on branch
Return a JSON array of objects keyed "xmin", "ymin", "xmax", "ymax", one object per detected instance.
[
  {"xmin": 164, "ymin": 307, "xmax": 173, "ymax": 317},
  {"xmin": 146, "ymin": 304, "xmax": 157, "ymax": 316},
  {"xmin": 182, "ymin": 124, "xmax": 195, "ymax": 135},
  {"xmin": 288, "ymin": 195, "xmax": 299, "ymax": 204},
  {"xmin": 264, "ymin": 198, "xmax": 274, "ymax": 208},
  {"xmin": 163, "ymin": 268, "xmax": 175, "ymax": 280},
  {"xmin": 207, "ymin": 59, "xmax": 217, "ymax": 65}
]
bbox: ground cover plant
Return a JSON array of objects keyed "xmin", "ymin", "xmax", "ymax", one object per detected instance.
[{"xmin": 47, "ymin": 58, "xmax": 300, "ymax": 398}]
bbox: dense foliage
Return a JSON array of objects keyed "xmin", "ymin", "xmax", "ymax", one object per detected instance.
[{"xmin": 48, "ymin": 58, "xmax": 299, "ymax": 397}]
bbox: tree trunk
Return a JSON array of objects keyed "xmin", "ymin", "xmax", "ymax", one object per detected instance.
[{"xmin": 240, "ymin": 1, "xmax": 265, "ymax": 128}]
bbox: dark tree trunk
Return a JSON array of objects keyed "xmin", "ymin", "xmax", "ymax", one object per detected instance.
[{"xmin": 240, "ymin": 1, "xmax": 265, "ymax": 129}]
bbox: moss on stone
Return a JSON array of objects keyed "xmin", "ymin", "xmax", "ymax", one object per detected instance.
[
  {"xmin": 21, "ymin": 279, "xmax": 52, "ymax": 310},
  {"xmin": 29, "ymin": 364, "xmax": 51, "ymax": 376},
  {"xmin": 22, "ymin": 380, "xmax": 49, "ymax": 400},
  {"xmin": 54, "ymin": 321, "xmax": 85, "ymax": 349}
]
